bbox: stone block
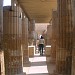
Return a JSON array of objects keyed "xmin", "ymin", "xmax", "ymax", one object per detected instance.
[
  {"xmin": 45, "ymin": 45, "xmax": 51, "ymax": 56},
  {"xmin": 28, "ymin": 46, "xmax": 35, "ymax": 57}
]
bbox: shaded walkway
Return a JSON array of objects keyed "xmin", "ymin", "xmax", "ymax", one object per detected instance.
[{"xmin": 23, "ymin": 53, "xmax": 56, "ymax": 75}]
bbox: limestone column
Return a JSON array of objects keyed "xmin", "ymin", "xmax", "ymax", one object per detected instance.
[
  {"xmin": 0, "ymin": 0, "xmax": 3, "ymax": 55},
  {"xmin": 31, "ymin": 20, "xmax": 36, "ymax": 45},
  {"xmin": 46, "ymin": 25, "xmax": 52, "ymax": 45},
  {"xmin": 72, "ymin": 0, "xmax": 75, "ymax": 75},
  {"xmin": 28, "ymin": 19, "xmax": 35, "ymax": 45},
  {"xmin": 0, "ymin": 0, "xmax": 3, "ymax": 50},
  {"xmin": 51, "ymin": 11, "xmax": 58, "ymax": 62},
  {"xmin": 22, "ymin": 13, "xmax": 29, "ymax": 66},
  {"xmin": 3, "ymin": 5, "xmax": 23, "ymax": 75},
  {"xmin": 57, "ymin": 0, "xmax": 72, "ymax": 74}
]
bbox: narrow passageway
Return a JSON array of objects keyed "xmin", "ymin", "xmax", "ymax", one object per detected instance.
[
  {"xmin": 23, "ymin": 52, "xmax": 56, "ymax": 75},
  {"xmin": 0, "ymin": 0, "xmax": 74, "ymax": 75}
]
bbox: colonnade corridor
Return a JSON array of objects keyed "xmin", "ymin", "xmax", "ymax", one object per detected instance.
[
  {"xmin": 1, "ymin": 0, "xmax": 75, "ymax": 75},
  {"xmin": 23, "ymin": 51, "xmax": 56, "ymax": 75}
]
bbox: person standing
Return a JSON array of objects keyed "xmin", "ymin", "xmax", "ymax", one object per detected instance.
[{"xmin": 39, "ymin": 36, "xmax": 45, "ymax": 55}]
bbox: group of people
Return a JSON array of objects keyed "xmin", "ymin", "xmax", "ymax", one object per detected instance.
[{"xmin": 38, "ymin": 35, "xmax": 45, "ymax": 56}]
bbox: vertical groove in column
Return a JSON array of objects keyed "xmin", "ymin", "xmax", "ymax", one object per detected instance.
[{"xmin": 22, "ymin": 13, "xmax": 29, "ymax": 66}]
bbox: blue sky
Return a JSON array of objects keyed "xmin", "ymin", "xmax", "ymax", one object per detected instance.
[{"xmin": 3, "ymin": 0, "xmax": 11, "ymax": 6}]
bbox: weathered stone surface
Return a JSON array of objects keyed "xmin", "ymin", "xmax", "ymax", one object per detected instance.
[
  {"xmin": 0, "ymin": 0, "xmax": 3, "ymax": 50},
  {"xmin": 0, "ymin": 0, "xmax": 3, "ymax": 74},
  {"xmin": 46, "ymin": 25, "xmax": 52, "ymax": 45},
  {"xmin": 22, "ymin": 13, "xmax": 29, "ymax": 66},
  {"xmin": 51, "ymin": 11, "xmax": 58, "ymax": 62},
  {"xmin": 56, "ymin": 0, "xmax": 72, "ymax": 75},
  {"xmin": 72, "ymin": 0, "xmax": 75, "ymax": 75},
  {"xmin": 28, "ymin": 46, "xmax": 35, "ymax": 57},
  {"xmin": 3, "ymin": 5, "xmax": 23, "ymax": 75},
  {"xmin": 28, "ymin": 20, "xmax": 35, "ymax": 45}
]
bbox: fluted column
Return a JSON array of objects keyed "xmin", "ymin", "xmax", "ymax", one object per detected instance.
[
  {"xmin": 3, "ymin": 4, "xmax": 23, "ymax": 75},
  {"xmin": 0, "ymin": 0, "xmax": 3, "ymax": 50},
  {"xmin": 57, "ymin": 0, "xmax": 72, "ymax": 74},
  {"xmin": 28, "ymin": 19, "xmax": 35, "ymax": 45},
  {"xmin": 46, "ymin": 25, "xmax": 52, "ymax": 45},
  {"xmin": 51, "ymin": 11, "xmax": 58, "ymax": 62},
  {"xmin": 22, "ymin": 13, "xmax": 29, "ymax": 66},
  {"xmin": 72, "ymin": 0, "xmax": 75, "ymax": 75}
]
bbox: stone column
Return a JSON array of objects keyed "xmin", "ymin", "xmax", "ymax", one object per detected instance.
[
  {"xmin": 51, "ymin": 11, "xmax": 58, "ymax": 62},
  {"xmin": 0, "ymin": 0, "xmax": 3, "ymax": 50},
  {"xmin": 3, "ymin": 5, "xmax": 23, "ymax": 75},
  {"xmin": 22, "ymin": 13, "xmax": 29, "ymax": 66},
  {"xmin": 28, "ymin": 19, "xmax": 35, "ymax": 45},
  {"xmin": 57, "ymin": 0, "xmax": 72, "ymax": 74},
  {"xmin": 0, "ymin": 0, "xmax": 3, "ymax": 56},
  {"xmin": 72, "ymin": 0, "xmax": 75, "ymax": 75},
  {"xmin": 46, "ymin": 25, "xmax": 52, "ymax": 45}
]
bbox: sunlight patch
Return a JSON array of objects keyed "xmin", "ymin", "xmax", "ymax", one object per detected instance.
[
  {"xmin": 23, "ymin": 67, "xmax": 30, "ymax": 74},
  {"xmin": 27, "ymin": 66, "xmax": 48, "ymax": 74},
  {"xmin": 29, "ymin": 57, "xmax": 46, "ymax": 62}
]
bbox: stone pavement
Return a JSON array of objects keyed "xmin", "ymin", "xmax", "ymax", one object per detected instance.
[{"xmin": 23, "ymin": 53, "xmax": 56, "ymax": 75}]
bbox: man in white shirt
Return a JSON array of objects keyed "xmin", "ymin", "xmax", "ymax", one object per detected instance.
[{"xmin": 39, "ymin": 36, "xmax": 45, "ymax": 55}]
